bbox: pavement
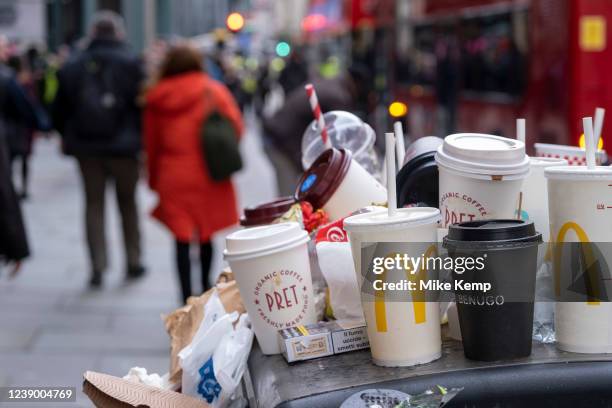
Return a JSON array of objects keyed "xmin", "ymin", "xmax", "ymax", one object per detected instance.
[{"xmin": 0, "ymin": 114, "xmax": 278, "ymax": 407}]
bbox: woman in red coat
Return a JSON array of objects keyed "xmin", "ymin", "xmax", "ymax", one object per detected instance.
[{"xmin": 144, "ymin": 44, "xmax": 243, "ymax": 302}]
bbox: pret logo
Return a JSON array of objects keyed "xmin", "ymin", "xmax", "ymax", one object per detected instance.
[
  {"xmin": 253, "ymin": 269, "xmax": 310, "ymax": 329},
  {"xmin": 440, "ymin": 192, "xmax": 488, "ymax": 227}
]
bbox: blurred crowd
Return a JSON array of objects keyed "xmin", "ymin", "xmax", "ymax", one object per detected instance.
[{"xmin": 0, "ymin": 10, "xmax": 372, "ymax": 304}]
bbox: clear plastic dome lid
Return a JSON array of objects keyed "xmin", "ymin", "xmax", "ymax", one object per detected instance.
[{"xmin": 301, "ymin": 111, "xmax": 376, "ymax": 170}]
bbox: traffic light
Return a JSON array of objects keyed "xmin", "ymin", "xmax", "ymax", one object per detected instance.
[
  {"xmin": 226, "ymin": 12, "xmax": 245, "ymax": 32},
  {"xmin": 389, "ymin": 101, "xmax": 408, "ymax": 118},
  {"xmin": 275, "ymin": 41, "xmax": 291, "ymax": 57}
]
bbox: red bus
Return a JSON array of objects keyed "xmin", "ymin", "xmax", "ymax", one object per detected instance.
[{"xmin": 391, "ymin": 0, "xmax": 612, "ymax": 155}]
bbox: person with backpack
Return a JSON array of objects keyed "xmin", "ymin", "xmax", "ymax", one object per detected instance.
[
  {"xmin": 52, "ymin": 11, "xmax": 145, "ymax": 288},
  {"xmin": 143, "ymin": 43, "xmax": 243, "ymax": 303}
]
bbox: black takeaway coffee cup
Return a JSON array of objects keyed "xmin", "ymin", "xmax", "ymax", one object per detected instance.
[{"xmin": 443, "ymin": 220, "xmax": 542, "ymax": 361}]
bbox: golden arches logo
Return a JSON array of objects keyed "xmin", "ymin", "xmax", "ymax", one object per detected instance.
[
  {"xmin": 374, "ymin": 244, "xmax": 437, "ymax": 332},
  {"xmin": 553, "ymin": 221, "xmax": 600, "ymax": 305}
]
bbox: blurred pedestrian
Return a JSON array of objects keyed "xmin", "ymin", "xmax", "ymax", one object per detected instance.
[
  {"xmin": 263, "ymin": 68, "xmax": 367, "ymax": 194},
  {"xmin": 278, "ymin": 49, "xmax": 308, "ymax": 96},
  {"xmin": 143, "ymin": 44, "xmax": 243, "ymax": 303},
  {"xmin": 52, "ymin": 11, "xmax": 145, "ymax": 288},
  {"xmin": 6, "ymin": 53, "xmax": 45, "ymax": 199},
  {"xmin": 0, "ymin": 38, "xmax": 48, "ymax": 275}
]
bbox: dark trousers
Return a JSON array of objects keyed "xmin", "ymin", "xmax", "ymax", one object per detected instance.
[
  {"xmin": 175, "ymin": 240, "xmax": 213, "ymax": 303},
  {"xmin": 9, "ymin": 152, "xmax": 29, "ymax": 197},
  {"xmin": 77, "ymin": 156, "xmax": 141, "ymax": 273}
]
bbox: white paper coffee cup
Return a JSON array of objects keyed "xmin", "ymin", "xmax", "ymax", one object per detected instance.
[
  {"xmin": 224, "ymin": 222, "xmax": 317, "ymax": 354},
  {"xmin": 296, "ymin": 149, "xmax": 387, "ymax": 221},
  {"xmin": 436, "ymin": 133, "xmax": 530, "ymax": 228},
  {"xmin": 324, "ymin": 159, "xmax": 387, "ymax": 220},
  {"xmin": 344, "ymin": 208, "xmax": 441, "ymax": 367},
  {"xmin": 545, "ymin": 166, "xmax": 612, "ymax": 353},
  {"xmin": 522, "ymin": 157, "xmax": 568, "ymax": 242}
]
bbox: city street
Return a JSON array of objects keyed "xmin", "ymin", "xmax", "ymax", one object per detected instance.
[{"xmin": 0, "ymin": 115, "xmax": 277, "ymax": 407}]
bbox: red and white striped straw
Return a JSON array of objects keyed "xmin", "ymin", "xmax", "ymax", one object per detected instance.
[{"xmin": 305, "ymin": 83, "xmax": 332, "ymax": 149}]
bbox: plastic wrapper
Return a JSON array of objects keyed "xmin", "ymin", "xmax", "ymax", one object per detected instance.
[
  {"xmin": 340, "ymin": 386, "xmax": 462, "ymax": 408},
  {"xmin": 395, "ymin": 386, "xmax": 463, "ymax": 408},
  {"xmin": 532, "ymin": 256, "xmax": 556, "ymax": 344}
]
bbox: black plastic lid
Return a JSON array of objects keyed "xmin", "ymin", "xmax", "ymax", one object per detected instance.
[
  {"xmin": 396, "ymin": 152, "xmax": 438, "ymax": 208},
  {"xmin": 446, "ymin": 219, "xmax": 542, "ymax": 243}
]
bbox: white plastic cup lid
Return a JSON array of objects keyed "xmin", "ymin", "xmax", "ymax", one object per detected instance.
[
  {"xmin": 544, "ymin": 165, "xmax": 612, "ymax": 180},
  {"xmin": 435, "ymin": 133, "xmax": 530, "ymax": 176},
  {"xmin": 224, "ymin": 222, "xmax": 309, "ymax": 259},
  {"xmin": 343, "ymin": 207, "xmax": 440, "ymax": 233}
]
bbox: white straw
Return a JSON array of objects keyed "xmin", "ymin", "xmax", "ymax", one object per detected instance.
[
  {"xmin": 516, "ymin": 118, "xmax": 526, "ymax": 144},
  {"xmin": 394, "ymin": 121, "xmax": 406, "ymax": 167},
  {"xmin": 583, "ymin": 117, "xmax": 597, "ymax": 169},
  {"xmin": 593, "ymin": 107, "xmax": 605, "ymax": 148},
  {"xmin": 385, "ymin": 132, "xmax": 397, "ymax": 217}
]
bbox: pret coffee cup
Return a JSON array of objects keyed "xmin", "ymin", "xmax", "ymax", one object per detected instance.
[
  {"xmin": 545, "ymin": 165, "xmax": 612, "ymax": 353},
  {"xmin": 224, "ymin": 222, "xmax": 316, "ymax": 354},
  {"xmin": 436, "ymin": 133, "xmax": 530, "ymax": 228},
  {"xmin": 344, "ymin": 207, "xmax": 441, "ymax": 367},
  {"xmin": 240, "ymin": 196, "xmax": 296, "ymax": 227},
  {"xmin": 444, "ymin": 220, "xmax": 542, "ymax": 361},
  {"xmin": 296, "ymin": 148, "xmax": 387, "ymax": 221}
]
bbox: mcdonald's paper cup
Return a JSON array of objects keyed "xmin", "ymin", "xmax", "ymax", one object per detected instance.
[
  {"xmin": 344, "ymin": 208, "xmax": 441, "ymax": 367},
  {"xmin": 224, "ymin": 222, "xmax": 317, "ymax": 355},
  {"xmin": 545, "ymin": 166, "xmax": 612, "ymax": 353},
  {"xmin": 436, "ymin": 134, "xmax": 530, "ymax": 228}
]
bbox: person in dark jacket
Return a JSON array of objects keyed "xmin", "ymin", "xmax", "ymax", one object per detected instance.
[
  {"xmin": 6, "ymin": 53, "xmax": 48, "ymax": 199},
  {"xmin": 262, "ymin": 72, "xmax": 361, "ymax": 194},
  {"xmin": 278, "ymin": 49, "xmax": 308, "ymax": 96},
  {"xmin": 0, "ymin": 57, "xmax": 48, "ymax": 275},
  {"xmin": 52, "ymin": 11, "xmax": 145, "ymax": 288}
]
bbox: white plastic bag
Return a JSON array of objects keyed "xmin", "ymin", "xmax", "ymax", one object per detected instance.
[
  {"xmin": 178, "ymin": 290, "xmax": 254, "ymax": 408},
  {"xmin": 214, "ymin": 314, "xmax": 254, "ymax": 408}
]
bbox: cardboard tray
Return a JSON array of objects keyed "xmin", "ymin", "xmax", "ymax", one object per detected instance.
[{"xmin": 83, "ymin": 371, "xmax": 209, "ymax": 408}]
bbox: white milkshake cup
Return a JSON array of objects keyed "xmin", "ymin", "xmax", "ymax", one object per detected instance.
[
  {"xmin": 545, "ymin": 166, "xmax": 612, "ymax": 353},
  {"xmin": 436, "ymin": 134, "xmax": 530, "ymax": 228},
  {"xmin": 343, "ymin": 207, "xmax": 441, "ymax": 367},
  {"xmin": 224, "ymin": 222, "xmax": 317, "ymax": 354},
  {"xmin": 296, "ymin": 148, "xmax": 387, "ymax": 221}
]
